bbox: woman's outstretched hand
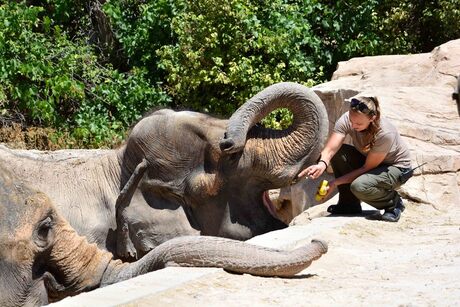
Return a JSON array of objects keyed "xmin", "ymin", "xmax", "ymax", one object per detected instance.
[{"xmin": 298, "ymin": 163, "xmax": 327, "ymax": 180}]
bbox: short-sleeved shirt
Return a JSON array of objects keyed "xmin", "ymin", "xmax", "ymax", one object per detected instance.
[{"xmin": 334, "ymin": 112, "xmax": 411, "ymax": 169}]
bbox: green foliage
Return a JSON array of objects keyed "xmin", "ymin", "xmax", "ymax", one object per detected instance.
[
  {"xmin": 103, "ymin": 0, "xmax": 180, "ymax": 80},
  {"xmin": 259, "ymin": 108, "xmax": 294, "ymax": 130},
  {"xmin": 43, "ymin": 0, "xmax": 89, "ymax": 36},
  {"xmin": 72, "ymin": 67, "xmax": 170, "ymax": 146},
  {"xmin": 0, "ymin": 1, "xmax": 170, "ymax": 148},
  {"xmin": 298, "ymin": 0, "xmax": 408, "ymax": 77},
  {"xmin": 156, "ymin": 0, "xmax": 322, "ymax": 116},
  {"xmin": 373, "ymin": 0, "xmax": 460, "ymax": 52},
  {"xmin": 1, "ymin": 0, "xmax": 460, "ymax": 148},
  {"xmin": 308, "ymin": 0, "xmax": 460, "ymax": 67}
]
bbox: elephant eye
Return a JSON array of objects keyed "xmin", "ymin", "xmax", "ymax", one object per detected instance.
[{"xmin": 35, "ymin": 216, "xmax": 54, "ymax": 248}]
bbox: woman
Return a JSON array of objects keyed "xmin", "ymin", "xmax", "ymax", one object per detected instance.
[{"xmin": 298, "ymin": 96, "xmax": 412, "ymax": 222}]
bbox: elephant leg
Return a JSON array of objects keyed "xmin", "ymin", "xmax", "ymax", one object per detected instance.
[{"xmin": 116, "ymin": 159, "xmax": 148, "ymax": 260}]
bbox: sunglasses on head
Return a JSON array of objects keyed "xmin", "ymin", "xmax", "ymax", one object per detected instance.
[{"xmin": 350, "ymin": 98, "xmax": 375, "ymax": 115}]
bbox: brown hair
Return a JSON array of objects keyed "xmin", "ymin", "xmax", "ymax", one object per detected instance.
[{"xmin": 349, "ymin": 96, "xmax": 381, "ymax": 152}]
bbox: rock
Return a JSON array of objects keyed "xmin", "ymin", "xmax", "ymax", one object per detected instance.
[{"xmin": 277, "ymin": 39, "xmax": 460, "ymax": 221}]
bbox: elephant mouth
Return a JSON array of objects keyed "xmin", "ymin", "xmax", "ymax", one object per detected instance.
[{"xmin": 262, "ymin": 191, "xmax": 279, "ymax": 219}]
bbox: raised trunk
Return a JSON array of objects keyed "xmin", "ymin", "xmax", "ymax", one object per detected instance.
[
  {"xmin": 220, "ymin": 82, "xmax": 328, "ymax": 185},
  {"xmin": 101, "ymin": 236, "xmax": 328, "ymax": 285}
]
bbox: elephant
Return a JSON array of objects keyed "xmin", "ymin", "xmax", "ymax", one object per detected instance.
[
  {"xmin": 0, "ymin": 82, "xmax": 329, "ymax": 260},
  {"xmin": 0, "ymin": 165, "xmax": 328, "ymax": 306}
]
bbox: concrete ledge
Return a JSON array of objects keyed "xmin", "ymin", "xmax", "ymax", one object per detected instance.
[
  {"xmin": 50, "ymin": 223, "xmax": 327, "ymax": 307},
  {"xmin": 50, "ymin": 267, "xmax": 221, "ymax": 307},
  {"xmin": 50, "ymin": 196, "xmax": 364, "ymax": 307}
]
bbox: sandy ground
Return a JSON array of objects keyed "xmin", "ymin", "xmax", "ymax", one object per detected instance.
[{"xmin": 126, "ymin": 200, "xmax": 460, "ymax": 307}]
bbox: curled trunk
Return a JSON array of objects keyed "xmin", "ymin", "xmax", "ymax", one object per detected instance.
[{"xmin": 220, "ymin": 82, "xmax": 328, "ymax": 185}]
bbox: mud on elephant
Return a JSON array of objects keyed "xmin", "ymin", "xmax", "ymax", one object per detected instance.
[
  {"xmin": 0, "ymin": 82, "xmax": 329, "ymax": 260},
  {"xmin": 0, "ymin": 166, "xmax": 328, "ymax": 306}
]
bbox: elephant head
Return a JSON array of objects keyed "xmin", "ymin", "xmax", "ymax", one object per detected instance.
[
  {"xmin": 0, "ymin": 167, "xmax": 113, "ymax": 306},
  {"xmin": 116, "ymin": 82, "xmax": 328, "ymax": 259},
  {"xmin": 0, "ymin": 166, "xmax": 327, "ymax": 306}
]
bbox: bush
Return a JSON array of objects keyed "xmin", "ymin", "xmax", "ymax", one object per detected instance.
[
  {"xmin": 373, "ymin": 0, "xmax": 460, "ymax": 52},
  {"xmin": 0, "ymin": 1, "xmax": 170, "ymax": 148},
  {"xmin": 155, "ymin": 0, "xmax": 322, "ymax": 116},
  {"xmin": 103, "ymin": 0, "xmax": 180, "ymax": 80},
  {"xmin": 2, "ymin": 0, "xmax": 460, "ymax": 148}
]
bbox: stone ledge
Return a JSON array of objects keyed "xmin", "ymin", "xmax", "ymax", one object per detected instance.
[
  {"xmin": 49, "ymin": 267, "xmax": 221, "ymax": 307},
  {"xmin": 50, "ymin": 196, "xmax": 369, "ymax": 307}
]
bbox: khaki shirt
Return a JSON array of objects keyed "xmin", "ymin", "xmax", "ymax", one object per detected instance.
[{"xmin": 334, "ymin": 112, "xmax": 411, "ymax": 169}]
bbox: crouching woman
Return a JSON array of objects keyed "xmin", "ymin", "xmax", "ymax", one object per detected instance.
[{"xmin": 299, "ymin": 96, "xmax": 412, "ymax": 222}]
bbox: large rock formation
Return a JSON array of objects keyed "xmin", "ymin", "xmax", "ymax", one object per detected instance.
[{"xmin": 278, "ymin": 39, "xmax": 460, "ymax": 220}]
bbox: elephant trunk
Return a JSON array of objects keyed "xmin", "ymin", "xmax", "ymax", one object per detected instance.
[
  {"xmin": 101, "ymin": 236, "xmax": 328, "ymax": 284},
  {"xmin": 50, "ymin": 224, "xmax": 327, "ymax": 293},
  {"xmin": 47, "ymin": 218, "xmax": 115, "ymax": 299},
  {"xmin": 220, "ymin": 82, "xmax": 328, "ymax": 185}
]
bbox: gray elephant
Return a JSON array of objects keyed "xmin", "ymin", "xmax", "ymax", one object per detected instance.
[
  {"xmin": 0, "ymin": 82, "xmax": 329, "ymax": 260},
  {"xmin": 0, "ymin": 166, "xmax": 328, "ymax": 306}
]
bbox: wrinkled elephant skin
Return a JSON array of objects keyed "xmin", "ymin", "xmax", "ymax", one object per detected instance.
[
  {"xmin": 0, "ymin": 82, "xmax": 328, "ymax": 260},
  {"xmin": 0, "ymin": 166, "xmax": 328, "ymax": 306}
]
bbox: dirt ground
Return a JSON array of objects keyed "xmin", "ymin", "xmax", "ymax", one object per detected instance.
[{"xmin": 128, "ymin": 200, "xmax": 460, "ymax": 307}]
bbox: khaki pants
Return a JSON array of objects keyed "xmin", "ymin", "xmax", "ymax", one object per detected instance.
[{"xmin": 331, "ymin": 144, "xmax": 408, "ymax": 210}]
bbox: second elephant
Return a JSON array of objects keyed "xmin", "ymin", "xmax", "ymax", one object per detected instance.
[{"xmin": 0, "ymin": 165, "xmax": 328, "ymax": 306}]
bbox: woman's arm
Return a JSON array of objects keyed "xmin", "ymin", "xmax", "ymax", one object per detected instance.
[{"xmin": 298, "ymin": 132, "xmax": 346, "ymax": 179}]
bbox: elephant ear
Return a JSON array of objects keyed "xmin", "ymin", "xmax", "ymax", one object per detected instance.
[{"xmin": 115, "ymin": 159, "xmax": 203, "ymax": 259}]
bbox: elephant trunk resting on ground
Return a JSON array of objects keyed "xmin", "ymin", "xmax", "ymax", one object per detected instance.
[
  {"xmin": 0, "ymin": 167, "xmax": 328, "ymax": 306},
  {"xmin": 0, "ymin": 82, "xmax": 329, "ymax": 260}
]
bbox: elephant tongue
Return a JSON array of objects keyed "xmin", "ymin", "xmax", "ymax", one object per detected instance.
[{"xmin": 262, "ymin": 191, "xmax": 278, "ymax": 219}]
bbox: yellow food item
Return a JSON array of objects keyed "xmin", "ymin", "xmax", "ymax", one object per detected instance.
[{"xmin": 315, "ymin": 180, "xmax": 329, "ymax": 201}]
